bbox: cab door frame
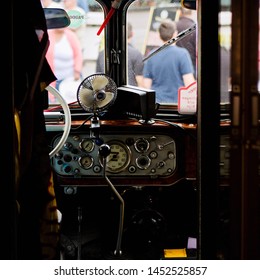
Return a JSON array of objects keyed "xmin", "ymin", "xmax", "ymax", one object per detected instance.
[
  {"xmin": 229, "ymin": 0, "xmax": 260, "ymax": 259},
  {"xmin": 198, "ymin": 0, "xmax": 260, "ymax": 259}
]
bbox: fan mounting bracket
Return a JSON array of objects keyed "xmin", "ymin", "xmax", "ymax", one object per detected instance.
[{"xmin": 90, "ymin": 115, "xmax": 101, "ymax": 139}]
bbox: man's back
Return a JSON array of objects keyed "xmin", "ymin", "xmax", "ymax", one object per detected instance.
[
  {"xmin": 143, "ymin": 45, "xmax": 194, "ymax": 103},
  {"xmin": 143, "ymin": 20, "xmax": 195, "ymax": 104}
]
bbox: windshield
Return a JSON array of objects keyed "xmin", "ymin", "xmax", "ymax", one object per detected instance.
[{"xmin": 46, "ymin": 0, "xmax": 231, "ymax": 110}]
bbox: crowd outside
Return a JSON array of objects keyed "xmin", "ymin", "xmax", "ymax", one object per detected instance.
[
  {"xmin": 176, "ymin": 7, "xmax": 197, "ymax": 77},
  {"xmin": 45, "ymin": 27, "xmax": 83, "ymax": 103},
  {"xmin": 96, "ymin": 22, "xmax": 144, "ymax": 87},
  {"xmin": 142, "ymin": 20, "xmax": 195, "ymax": 104}
]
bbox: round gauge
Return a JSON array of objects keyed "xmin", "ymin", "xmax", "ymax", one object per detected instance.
[
  {"xmin": 134, "ymin": 138, "xmax": 150, "ymax": 153},
  {"xmin": 104, "ymin": 140, "xmax": 131, "ymax": 173},
  {"xmin": 78, "ymin": 155, "xmax": 93, "ymax": 169},
  {"xmin": 79, "ymin": 138, "xmax": 95, "ymax": 153}
]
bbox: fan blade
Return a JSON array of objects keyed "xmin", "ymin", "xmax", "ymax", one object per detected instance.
[
  {"xmin": 91, "ymin": 75, "xmax": 109, "ymax": 91},
  {"xmin": 97, "ymin": 92, "xmax": 114, "ymax": 108},
  {"xmin": 79, "ymin": 87, "xmax": 95, "ymax": 107}
]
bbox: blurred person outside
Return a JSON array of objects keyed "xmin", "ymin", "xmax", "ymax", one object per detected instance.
[
  {"xmin": 176, "ymin": 7, "xmax": 197, "ymax": 77},
  {"xmin": 63, "ymin": 0, "xmax": 87, "ymax": 53},
  {"xmin": 77, "ymin": 0, "xmax": 89, "ymax": 13},
  {"xmin": 96, "ymin": 22, "xmax": 144, "ymax": 87},
  {"xmin": 143, "ymin": 20, "xmax": 195, "ymax": 104},
  {"xmin": 46, "ymin": 27, "xmax": 83, "ymax": 103}
]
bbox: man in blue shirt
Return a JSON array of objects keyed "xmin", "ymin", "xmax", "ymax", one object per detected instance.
[{"xmin": 143, "ymin": 20, "xmax": 195, "ymax": 104}]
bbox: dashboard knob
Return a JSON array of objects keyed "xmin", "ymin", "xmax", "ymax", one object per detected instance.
[
  {"xmin": 64, "ymin": 142, "xmax": 73, "ymax": 150},
  {"xmin": 62, "ymin": 164, "xmax": 72, "ymax": 173}
]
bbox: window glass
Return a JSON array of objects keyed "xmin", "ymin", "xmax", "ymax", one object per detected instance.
[
  {"xmin": 46, "ymin": 0, "xmax": 103, "ymax": 105},
  {"xmin": 46, "ymin": 0, "xmax": 234, "ymax": 108},
  {"xmin": 127, "ymin": 0, "xmax": 197, "ymax": 106},
  {"xmin": 219, "ymin": 1, "xmax": 231, "ymax": 103},
  {"xmin": 259, "ymin": 5, "xmax": 260, "ymax": 91}
]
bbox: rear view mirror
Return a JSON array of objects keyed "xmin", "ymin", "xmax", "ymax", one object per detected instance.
[
  {"xmin": 44, "ymin": 8, "xmax": 71, "ymax": 29},
  {"xmin": 181, "ymin": 0, "xmax": 196, "ymax": 10}
]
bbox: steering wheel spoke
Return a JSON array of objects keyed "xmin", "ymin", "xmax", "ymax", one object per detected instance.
[{"xmin": 46, "ymin": 85, "xmax": 72, "ymax": 158}]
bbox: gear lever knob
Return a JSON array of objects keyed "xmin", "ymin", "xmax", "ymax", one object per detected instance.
[{"xmin": 99, "ymin": 143, "xmax": 111, "ymax": 158}]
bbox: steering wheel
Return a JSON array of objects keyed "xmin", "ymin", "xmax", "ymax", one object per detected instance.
[{"xmin": 46, "ymin": 85, "xmax": 72, "ymax": 158}]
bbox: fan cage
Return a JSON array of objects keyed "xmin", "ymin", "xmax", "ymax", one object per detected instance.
[{"xmin": 77, "ymin": 73, "xmax": 117, "ymax": 113}]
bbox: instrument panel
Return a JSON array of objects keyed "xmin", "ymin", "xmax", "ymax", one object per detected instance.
[{"xmin": 52, "ymin": 133, "xmax": 177, "ymax": 179}]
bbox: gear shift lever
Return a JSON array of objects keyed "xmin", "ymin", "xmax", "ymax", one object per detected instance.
[{"xmin": 99, "ymin": 144, "xmax": 125, "ymax": 257}]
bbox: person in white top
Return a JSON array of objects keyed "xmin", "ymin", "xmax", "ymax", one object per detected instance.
[{"xmin": 46, "ymin": 27, "xmax": 83, "ymax": 103}]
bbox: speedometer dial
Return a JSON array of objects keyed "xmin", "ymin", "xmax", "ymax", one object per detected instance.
[{"xmin": 105, "ymin": 140, "xmax": 131, "ymax": 173}]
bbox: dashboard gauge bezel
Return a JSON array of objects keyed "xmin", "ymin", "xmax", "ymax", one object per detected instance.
[
  {"xmin": 79, "ymin": 138, "xmax": 95, "ymax": 153},
  {"xmin": 101, "ymin": 140, "xmax": 131, "ymax": 173},
  {"xmin": 78, "ymin": 155, "xmax": 94, "ymax": 169}
]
